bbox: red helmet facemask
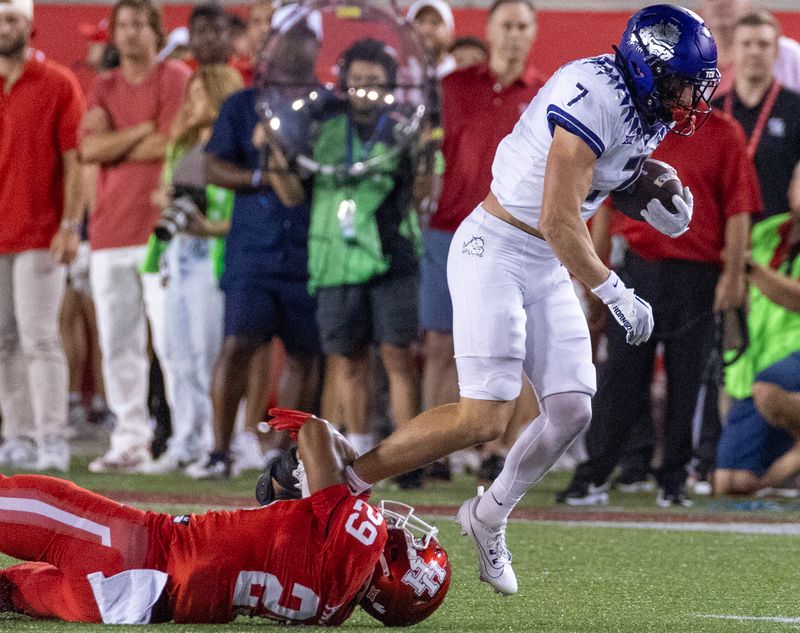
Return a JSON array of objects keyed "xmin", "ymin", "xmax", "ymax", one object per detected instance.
[
  {"xmin": 656, "ymin": 72, "xmax": 719, "ymax": 136},
  {"xmin": 359, "ymin": 501, "xmax": 451, "ymax": 627}
]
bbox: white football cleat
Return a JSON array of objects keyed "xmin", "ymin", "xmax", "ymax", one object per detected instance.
[{"xmin": 456, "ymin": 487, "xmax": 518, "ymax": 595}]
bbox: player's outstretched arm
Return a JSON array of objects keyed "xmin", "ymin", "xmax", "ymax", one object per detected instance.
[{"xmin": 296, "ymin": 417, "xmax": 357, "ymax": 495}]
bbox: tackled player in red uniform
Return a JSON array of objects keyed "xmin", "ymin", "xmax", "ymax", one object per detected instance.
[{"xmin": 0, "ymin": 410, "xmax": 450, "ymax": 625}]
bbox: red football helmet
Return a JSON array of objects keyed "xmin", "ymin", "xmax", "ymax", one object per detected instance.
[{"xmin": 359, "ymin": 501, "xmax": 451, "ymax": 627}]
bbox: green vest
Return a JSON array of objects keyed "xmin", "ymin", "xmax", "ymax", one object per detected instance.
[
  {"xmin": 724, "ymin": 213, "xmax": 800, "ymax": 398},
  {"xmin": 140, "ymin": 144, "xmax": 233, "ymax": 279},
  {"xmin": 307, "ymin": 114, "xmax": 409, "ymax": 293}
]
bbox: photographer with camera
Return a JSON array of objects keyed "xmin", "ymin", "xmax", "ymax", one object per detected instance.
[
  {"xmin": 295, "ymin": 39, "xmax": 425, "ymax": 483},
  {"xmin": 139, "ymin": 65, "xmax": 244, "ymax": 474}
]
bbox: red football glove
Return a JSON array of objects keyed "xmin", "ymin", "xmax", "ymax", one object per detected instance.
[{"xmin": 267, "ymin": 408, "xmax": 315, "ymax": 441}]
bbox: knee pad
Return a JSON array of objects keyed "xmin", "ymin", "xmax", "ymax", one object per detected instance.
[{"xmin": 542, "ymin": 392, "xmax": 592, "ymax": 436}]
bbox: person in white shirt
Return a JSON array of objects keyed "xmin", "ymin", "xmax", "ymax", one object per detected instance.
[{"xmin": 407, "ymin": 0, "xmax": 456, "ymax": 78}]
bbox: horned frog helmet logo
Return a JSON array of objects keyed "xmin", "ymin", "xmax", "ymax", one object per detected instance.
[{"xmin": 633, "ymin": 20, "xmax": 682, "ymax": 61}]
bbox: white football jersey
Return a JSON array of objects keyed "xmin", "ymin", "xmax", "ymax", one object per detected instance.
[{"xmin": 490, "ymin": 54, "xmax": 668, "ymax": 228}]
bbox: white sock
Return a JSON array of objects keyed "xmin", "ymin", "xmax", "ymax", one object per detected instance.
[
  {"xmin": 347, "ymin": 433, "xmax": 376, "ymax": 457},
  {"xmin": 476, "ymin": 415, "xmax": 546, "ymax": 526},
  {"xmin": 476, "ymin": 392, "xmax": 593, "ymax": 526}
]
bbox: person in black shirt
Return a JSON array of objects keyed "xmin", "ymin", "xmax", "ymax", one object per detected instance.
[{"xmin": 712, "ymin": 10, "xmax": 800, "ymax": 223}]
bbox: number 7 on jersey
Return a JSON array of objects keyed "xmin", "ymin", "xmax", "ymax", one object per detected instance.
[{"xmin": 567, "ymin": 83, "xmax": 589, "ymax": 107}]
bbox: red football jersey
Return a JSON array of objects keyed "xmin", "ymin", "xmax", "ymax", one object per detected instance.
[{"xmin": 166, "ymin": 484, "xmax": 387, "ymax": 625}]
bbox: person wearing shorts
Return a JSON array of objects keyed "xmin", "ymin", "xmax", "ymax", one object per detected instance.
[
  {"xmin": 715, "ymin": 352, "xmax": 800, "ymax": 495},
  {"xmin": 305, "ymin": 39, "xmax": 422, "ymax": 465}
]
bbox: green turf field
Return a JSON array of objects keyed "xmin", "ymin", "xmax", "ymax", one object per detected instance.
[{"xmin": 2, "ymin": 464, "xmax": 799, "ymax": 631}]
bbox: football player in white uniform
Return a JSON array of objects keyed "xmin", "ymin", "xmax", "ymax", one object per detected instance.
[{"xmin": 347, "ymin": 4, "xmax": 720, "ymax": 594}]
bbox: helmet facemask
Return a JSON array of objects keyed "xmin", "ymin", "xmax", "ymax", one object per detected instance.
[
  {"xmin": 379, "ymin": 500, "xmax": 438, "ymax": 548},
  {"xmin": 652, "ymin": 68, "xmax": 720, "ymax": 135}
]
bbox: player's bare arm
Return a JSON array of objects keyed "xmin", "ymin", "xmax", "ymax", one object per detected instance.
[
  {"xmin": 539, "ymin": 126, "xmax": 609, "ymax": 289},
  {"xmin": 296, "ymin": 416, "xmax": 355, "ymax": 494},
  {"xmin": 258, "ymin": 410, "xmax": 363, "ymax": 502},
  {"xmin": 541, "ymin": 129, "xmax": 654, "ymax": 347}
]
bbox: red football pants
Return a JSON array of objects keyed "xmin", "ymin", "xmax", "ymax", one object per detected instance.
[{"xmin": 0, "ymin": 475, "xmax": 171, "ymax": 622}]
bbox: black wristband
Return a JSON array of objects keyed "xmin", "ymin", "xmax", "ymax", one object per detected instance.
[{"xmin": 745, "ymin": 260, "xmax": 755, "ymax": 275}]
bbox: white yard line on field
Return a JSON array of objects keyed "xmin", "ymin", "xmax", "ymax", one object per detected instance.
[
  {"xmin": 533, "ymin": 519, "xmax": 800, "ymax": 536},
  {"xmin": 695, "ymin": 614, "xmax": 800, "ymax": 626}
]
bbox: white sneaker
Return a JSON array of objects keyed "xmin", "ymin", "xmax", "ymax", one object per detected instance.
[
  {"xmin": 456, "ymin": 487, "xmax": 518, "ymax": 595},
  {"xmin": 88, "ymin": 446, "xmax": 151, "ymax": 473},
  {"xmin": 0, "ymin": 438, "xmax": 38, "ymax": 470},
  {"xmin": 35, "ymin": 437, "xmax": 70, "ymax": 472},
  {"xmin": 185, "ymin": 452, "xmax": 240, "ymax": 480},
  {"xmin": 687, "ymin": 476, "xmax": 713, "ymax": 496},
  {"xmin": 232, "ymin": 431, "xmax": 265, "ymax": 471},
  {"xmin": 754, "ymin": 487, "xmax": 799, "ymax": 499},
  {"xmin": 564, "ymin": 482, "xmax": 610, "ymax": 507},
  {"xmin": 140, "ymin": 450, "xmax": 187, "ymax": 475}
]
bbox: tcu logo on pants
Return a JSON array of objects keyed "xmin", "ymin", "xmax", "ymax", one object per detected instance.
[
  {"xmin": 401, "ymin": 558, "xmax": 447, "ymax": 597},
  {"xmin": 233, "ymin": 571, "xmax": 319, "ymax": 621}
]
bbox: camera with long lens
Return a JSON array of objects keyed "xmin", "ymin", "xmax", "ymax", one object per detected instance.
[{"xmin": 153, "ymin": 184, "xmax": 207, "ymax": 242}]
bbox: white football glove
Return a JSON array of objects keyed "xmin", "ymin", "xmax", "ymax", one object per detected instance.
[
  {"xmin": 641, "ymin": 186, "xmax": 693, "ymax": 238},
  {"xmin": 592, "ymin": 271, "xmax": 654, "ymax": 346}
]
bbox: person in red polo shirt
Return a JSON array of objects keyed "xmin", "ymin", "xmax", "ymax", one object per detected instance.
[
  {"xmin": 557, "ymin": 109, "xmax": 762, "ymax": 507},
  {"xmin": 79, "ymin": 0, "xmax": 190, "ymax": 473},
  {"xmin": 419, "ymin": 0, "xmax": 544, "ymax": 480},
  {"xmin": 0, "ymin": 0, "xmax": 85, "ymax": 471}
]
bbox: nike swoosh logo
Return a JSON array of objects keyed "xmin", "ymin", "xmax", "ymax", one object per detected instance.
[
  {"xmin": 612, "ymin": 280, "xmax": 618, "ymax": 288},
  {"xmin": 461, "ymin": 506, "xmax": 504, "ymax": 575},
  {"xmin": 491, "ymin": 492, "xmax": 504, "ymax": 507}
]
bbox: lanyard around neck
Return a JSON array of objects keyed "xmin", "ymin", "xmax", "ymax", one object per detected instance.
[
  {"xmin": 346, "ymin": 112, "xmax": 389, "ymax": 167},
  {"xmin": 724, "ymin": 80, "xmax": 781, "ymax": 160}
]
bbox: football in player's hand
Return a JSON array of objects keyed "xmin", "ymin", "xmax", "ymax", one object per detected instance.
[{"xmin": 609, "ymin": 159, "xmax": 683, "ymax": 221}]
